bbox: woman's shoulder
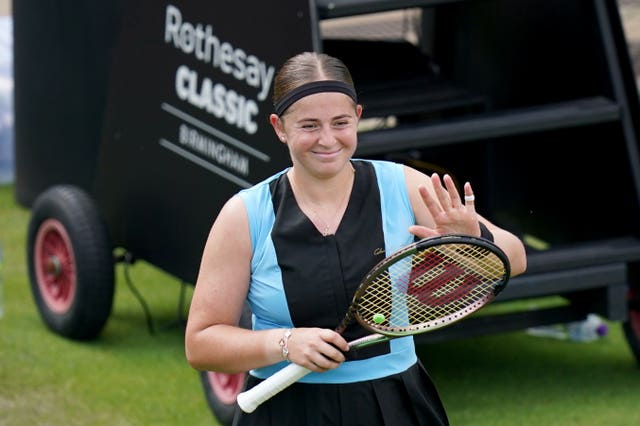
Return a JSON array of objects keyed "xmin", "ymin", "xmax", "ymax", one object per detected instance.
[
  {"xmin": 352, "ymin": 158, "xmax": 399, "ymax": 168},
  {"xmin": 238, "ymin": 168, "xmax": 288, "ymax": 201},
  {"xmin": 352, "ymin": 158, "xmax": 405, "ymax": 179}
]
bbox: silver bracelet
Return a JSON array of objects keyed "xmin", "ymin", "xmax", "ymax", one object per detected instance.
[{"xmin": 278, "ymin": 329, "xmax": 292, "ymax": 361}]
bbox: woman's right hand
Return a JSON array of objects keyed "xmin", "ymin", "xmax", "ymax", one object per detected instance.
[{"xmin": 282, "ymin": 327, "xmax": 349, "ymax": 372}]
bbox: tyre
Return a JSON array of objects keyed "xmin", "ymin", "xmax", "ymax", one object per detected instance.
[
  {"xmin": 199, "ymin": 304, "xmax": 252, "ymax": 425},
  {"xmin": 200, "ymin": 370, "xmax": 247, "ymax": 426},
  {"xmin": 623, "ymin": 285, "xmax": 640, "ymax": 365},
  {"xmin": 27, "ymin": 185, "xmax": 114, "ymax": 340}
]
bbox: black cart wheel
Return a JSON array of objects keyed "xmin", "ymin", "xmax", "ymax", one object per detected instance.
[
  {"xmin": 27, "ymin": 185, "xmax": 114, "ymax": 340},
  {"xmin": 199, "ymin": 304, "xmax": 251, "ymax": 425},
  {"xmin": 623, "ymin": 286, "xmax": 640, "ymax": 365}
]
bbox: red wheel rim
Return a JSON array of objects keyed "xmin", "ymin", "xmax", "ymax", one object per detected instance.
[
  {"xmin": 34, "ymin": 219, "xmax": 77, "ymax": 313},
  {"xmin": 207, "ymin": 371, "xmax": 245, "ymax": 405}
]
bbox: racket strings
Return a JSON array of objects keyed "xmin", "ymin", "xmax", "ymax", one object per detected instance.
[{"xmin": 356, "ymin": 244, "xmax": 507, "ymax": 334}]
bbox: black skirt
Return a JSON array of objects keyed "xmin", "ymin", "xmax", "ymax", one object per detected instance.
[{"xmin": 232, "ymin": 361, "xmax": 449, "ymax": 426}]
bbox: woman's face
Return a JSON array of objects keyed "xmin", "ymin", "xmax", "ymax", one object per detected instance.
[{"xmin": 272, "ymin": 92, "xmax": 362, "ymax": 178}]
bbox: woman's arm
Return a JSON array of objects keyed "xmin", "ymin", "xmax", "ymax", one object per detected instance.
[
  {"xmin": 185, "ymin": 195, "xmax": 282, "ymax": 373},
  {"xmin": 185, "ymin": 195, "xmax": 349, "ymax": 374}
]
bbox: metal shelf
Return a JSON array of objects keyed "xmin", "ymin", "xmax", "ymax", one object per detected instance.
[{"xmin": 356, "ymin": 96, "xmax": 621, "ymax": 155}]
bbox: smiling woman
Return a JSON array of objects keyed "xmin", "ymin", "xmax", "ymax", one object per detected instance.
[{"xmin": 184, "ymin": 51, "xmax": 526, "ymax": 426}]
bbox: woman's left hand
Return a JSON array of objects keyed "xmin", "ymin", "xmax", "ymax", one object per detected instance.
[{"xmin": 409, "ymin": 173, "xmax": 482, "ymax": 239}]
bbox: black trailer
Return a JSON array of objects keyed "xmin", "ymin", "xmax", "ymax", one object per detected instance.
[{"xmin": 13, "ymin": 1, "xmax": 640, "ymax": 424}]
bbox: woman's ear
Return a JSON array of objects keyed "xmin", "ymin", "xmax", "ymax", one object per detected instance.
[
  {"xmin": 269, "ymin": 113, "xmax": 286, "ymax": 143},
  {"xmin": 356, "ymin": 104, "xmax": 363, "ymax": 119}
]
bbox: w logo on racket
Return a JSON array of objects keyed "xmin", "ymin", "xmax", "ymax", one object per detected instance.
[{"xmin": 406, "ymin": 251, "xmax": 483, "ymax": 307}]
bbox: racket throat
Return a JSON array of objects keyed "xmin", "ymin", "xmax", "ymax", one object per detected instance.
[{"xmin": 335, "ymin": 310, "xmax": 357, "ymax": 335}]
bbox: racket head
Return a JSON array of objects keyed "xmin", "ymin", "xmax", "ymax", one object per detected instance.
[{"xmin": 352, "ymin": 234, "xmax": 510, "ymax": 337}]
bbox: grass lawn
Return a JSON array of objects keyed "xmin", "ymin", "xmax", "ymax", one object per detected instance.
[
  {"xmin": 2, "ymin": 183, "xmax": 640, "ymax": 425},
  {"xmin": 0, "ymin": 184, "xmax": 216, "ymax": 425},
  {"xmin": 422, "ymin": 329, "xmax": 640, "ymax": 425}
]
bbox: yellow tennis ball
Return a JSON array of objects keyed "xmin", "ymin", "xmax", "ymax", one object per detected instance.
[{"xmin": 373, "ymin": 313, "xmax": 385, "ymax": 324}]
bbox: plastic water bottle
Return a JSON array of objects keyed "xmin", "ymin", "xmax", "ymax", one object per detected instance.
[
  {"xmin": 566, "ymin": 314, "xmax": 608, "ymax": 342},
  {"xmin": 526, "ymin": 314, "xmax": 608, "ymax": 342},
  {"xmin": 526, "ymin": 324, "xmax": 568, "ymax": 340}
]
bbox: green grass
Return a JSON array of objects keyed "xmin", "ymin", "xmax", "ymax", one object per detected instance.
[
  {"xmin": 2, "ymin": 183, "xmax": 640, "ymax": 425},
  {"xmin": 422, "ymin": 330, "xmax": 640, "ymax": 425},
  {"xmin": 0, "ymin": 184, "xmax": 217, "ymax": 425}
]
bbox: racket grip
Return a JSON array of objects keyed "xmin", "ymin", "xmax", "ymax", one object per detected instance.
[{"xmin": 236, "ymin": 363, "xmax": 311, "ymax": 413}]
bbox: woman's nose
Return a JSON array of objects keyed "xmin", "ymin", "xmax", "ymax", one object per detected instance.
[{"xmin": 317, "ymin": 126, "xmax": 336, "ymax": 145}]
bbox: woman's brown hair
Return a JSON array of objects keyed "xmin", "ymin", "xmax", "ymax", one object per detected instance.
[{"xmin": 272, "ymin": 52, "xmax": 355, "ymax": 108}]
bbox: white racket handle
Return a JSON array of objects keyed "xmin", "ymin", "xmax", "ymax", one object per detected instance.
[
  {"xmin": 236, "ymin": 333, "xmax": 387, "ymax": 413},
  {"xmin": 236, "ymin": 363, "xmax": 311, "ymax": 413}
]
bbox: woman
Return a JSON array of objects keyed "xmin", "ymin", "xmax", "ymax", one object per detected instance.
[{"xmin": 185, "ymin": 51, "xmax": 527, "ymax": 425}]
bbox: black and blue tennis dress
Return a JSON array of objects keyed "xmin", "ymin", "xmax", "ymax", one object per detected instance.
[{"xmin": 233, "ymin": 159, "xmax": 449, "ymax": 426}]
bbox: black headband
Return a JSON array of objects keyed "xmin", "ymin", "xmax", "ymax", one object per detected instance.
[{"xmin": 274, "ymin": 80, "xmax": 357, "ymax": 116}]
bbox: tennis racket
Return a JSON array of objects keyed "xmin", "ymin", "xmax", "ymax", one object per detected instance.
[{"xmin": 236, "ymin": 234, "xmax": 510, "ymax": 413}]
